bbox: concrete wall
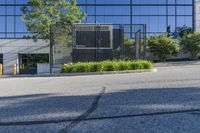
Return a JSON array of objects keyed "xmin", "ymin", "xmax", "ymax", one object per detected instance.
[
  {"xmin": 37, "ymin": 63, "xmax": 50, "ymax": 74},
  {"xmin": 0, "ymin": 39, "xmax": 49, "ymax": 75},
  {"xmin": 194, "ymin": 0, "xmax": 200, "ymax": 32}
]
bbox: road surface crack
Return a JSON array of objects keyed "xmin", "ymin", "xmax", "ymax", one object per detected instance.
[{"xmin": 58, "ymin": 87, "xmax": 106, "ymax": 133}]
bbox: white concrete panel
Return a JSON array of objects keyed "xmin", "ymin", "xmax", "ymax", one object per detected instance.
[
  {"xmin": 195, "ymin": 0, "xmax": 200, "ymax": 32},
  {"xmin": 37, "ymin": 63, "xmax": 50, "ymax": 74},
  {"xmin": 3, "ymin": 53, "xmax": 18, "ymax": 75},
  {"xmin": 0, "ymin": 39, "xmax": 50, "ymax": 75}
]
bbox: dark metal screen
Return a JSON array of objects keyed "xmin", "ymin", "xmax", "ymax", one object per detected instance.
[
  {"xmin": 50, "ymin": 23, "xmax": 146, "ymax": 65},
  {"xmin": 73, "ymin": 24, "xmax": 113, "ymax": 62}
]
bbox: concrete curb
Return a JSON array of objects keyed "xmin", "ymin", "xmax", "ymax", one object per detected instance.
[{"xmin": 0, "ymin": 69, "xmax": 157, "ymax": 79}]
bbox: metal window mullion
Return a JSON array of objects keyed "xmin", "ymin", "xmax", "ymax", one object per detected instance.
[
  {"xmin": 130, "ymin": 0, "xmax": 133, "ymax": 38},
  {"xmin": 95, "ymin": 0, "xmax": 96, "ymax": 23},
  {"xmin": 166, "ymin": 0, "xmax": 168, "ymax": 32},
  {"xmin": 86, "ymin": 0, "xmax": 88, "ymax": 22},
  {"xmin": 5, "ymin": 1, "xmax": 7, "ymax": 38},
  {"xmin": 14, "ymin": 0, "xmax": 16, "ymax": 38},
  {"xmin": 175, "ymin": 0, "xmax": 177, "ymax": 28}
]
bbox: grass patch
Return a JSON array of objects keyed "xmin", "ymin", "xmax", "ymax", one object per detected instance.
[{"xmin": 61, "ymin": 60, "xmax": 152, "ymax": 73}]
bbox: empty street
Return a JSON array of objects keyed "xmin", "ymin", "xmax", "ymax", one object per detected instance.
[{"xmin": 1, "ymin": 64, "xmax": 200, "ymax": 133}]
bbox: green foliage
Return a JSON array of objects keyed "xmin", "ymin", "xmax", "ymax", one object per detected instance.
[
  {"xmin": 124, "ymin": 36, "xmax": 135, "ymax": 59},
  {"xmin": 98, "ymin": 61, "xmax": 115, "ymax": 71},
  {"xmin": 21, "ymin": 0, "xmax": 85, "ymax": 40},
  {"xmin": 147, "ymin": 34, "xmax": 180, "ymax": 61},
  {"xmin": 172, "ymin": 25, "xmax": 193, "ymax": 39},
  {"xmin": 112, "ymin": 36, "xmax": 135, "ymax": 60},
  {"xmin": 180, "ymin": 32, "xmax": 200, "ymax": 59},
  {"xmin": 61, "ymin": 60, "xmax": 152, "ymax": 73},
  {"xmin": 113, "ymin": 61, "xmax": 128, "ymax": 71}
]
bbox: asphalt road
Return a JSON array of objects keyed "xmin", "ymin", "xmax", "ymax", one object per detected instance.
[{"xmin": 1, "ymin": 64, "xmax": 200, "ymax": 133}]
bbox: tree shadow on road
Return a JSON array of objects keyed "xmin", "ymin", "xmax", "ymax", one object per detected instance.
[{"xmin": 0, "ymin": 87, "xmax": 200, "ymax": 125}]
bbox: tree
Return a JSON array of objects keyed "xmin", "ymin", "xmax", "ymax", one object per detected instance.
[
  {"xmin": 171, "ymin": 25, "xmax": 193, "ymax": 39},
  {"xmin": 21, "ymin": 0, "xmax": 85, "ymax": 40},
  {"xmin": 148, "ymin": 34, "xmax": 180, "ymax": 61},
  {"xmin": 180, "ymin": 32, "xmax": 200, "ymax": 59}
]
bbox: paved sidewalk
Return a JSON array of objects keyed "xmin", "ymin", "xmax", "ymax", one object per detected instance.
[{"xmin": 154, "ymin": 60, "xmax": 200, "ymax": 67}]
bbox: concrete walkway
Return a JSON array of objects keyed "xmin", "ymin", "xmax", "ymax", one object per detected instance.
[{"xmin": 154, "ymin": 60, "xmax": 200, "ymax": 67}]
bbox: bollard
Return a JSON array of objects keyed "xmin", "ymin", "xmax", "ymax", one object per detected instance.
[
  {"xmin": 0, "ymin": 64, "xmax": 2, "ymax": 76},
  {"xmin": 13, "ymin": 64, "xmax": 17, "ymax": 76}
]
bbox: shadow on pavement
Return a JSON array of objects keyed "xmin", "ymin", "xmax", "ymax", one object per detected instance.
[{"xmin": 0, "ymin": 87, "xmax": 200, "ymax": 126}]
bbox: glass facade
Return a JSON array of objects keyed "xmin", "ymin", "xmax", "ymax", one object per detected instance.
[
  {"xmin": 0, "ymin": 0, "xmax": 194, "ymax": 38},
  {"xmin": 0, "ymin": 0, "xmax": 29, "ymax": 38}
]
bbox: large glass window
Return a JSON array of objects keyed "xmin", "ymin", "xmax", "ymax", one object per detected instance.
[
  {"xmin": 96, "ymin": 6, "xmax": 130, "ymax": 15},
  {"xmin": 133, "ymin": 0, "xmax": 167, "ymax": 4},
  {"xmin": 79, "ymin": 0, "xmax": 193, "ymax": 38},
  {"xmin": 0, "ymin": 17, "xmax": 5, "ymax": 32},
  {"xmin": 132, "ymin": 6, "xmax": 167, "ymax": 15},
  {"xmin": 0, "ymin": 0, "xmax": 194, "ymax": 38}
]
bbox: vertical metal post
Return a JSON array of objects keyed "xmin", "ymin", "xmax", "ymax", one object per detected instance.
[
  {"xmin": 120, "ymin": 24, "xmax": 125, "ymax": 59},
  {"xmin": 135, "ymin": 30, "xmax": 141, "ymax": 60},
  {"xmin": 130, "ymin": 0, "xmax": 133, "ymax": 38},
  {"xmin": 95, "ymin": 24, "xmax": 99, "ymax": 61},
  {"xmin": 50, "ymin": 24, "xmax": 53, "ymax": 74},
  {"xmin": 143, "ymin": 24, "xmax": 147, "ymax": 59},
  {"xmin": 72, "ymin": 24, "xmax": 76, "ymax": 62}
]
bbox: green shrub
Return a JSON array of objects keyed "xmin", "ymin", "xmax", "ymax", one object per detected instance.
[
  {"xmin": 85, "ymin": 63, "xmax": 99, "ymax": 72},
  {"xmin": 141, "ymin": 61, "xmax": 152, "ymax": 69},
  {"xmin": 180, "ymin": 32, "xmax": 200, "ymax": 59},
  {"xmin": 62, "ymin": 64, "xmax": 73, "ymax": 73},
  {"xmin": 61, "ymin": 60, "xmax": 152, "ymax": 73},
  {"xmin": 113, "ymin": 61, "xmax": 127, "ymax": 71},
  {"xmin": 71, "ymin": 63, "xmax": 87, "ymax": 73},
  {"xmin": 148, "ymin": 34, "xmax": 180, "ymax": 61},
  {"xmin": 99, "ymin": 61, "xmax": 115, "ymax": 71}
]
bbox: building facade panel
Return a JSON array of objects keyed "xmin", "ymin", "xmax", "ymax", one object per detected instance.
[
  {"xmin": 194, "ymin": 0, "xmax": 200, "ymax": 31},
  {"xmin": 0, "ymin": 0, "xmax": 195, "ymax": 39},
  {"xmin": 0, "ymin": 39, "xmax": 49, "ymax": 74},
  {"xmin": 0, "ymin": 0, "xmax": 197, "ymax": 74},
  {"xmin": 78, "ymin": 0, "xmax": 194, "ymax": 37}
]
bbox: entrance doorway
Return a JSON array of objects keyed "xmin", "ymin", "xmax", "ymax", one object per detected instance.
[{"xmin": 19, "ymin": 54, "xmax": 49, "ymax": 74}]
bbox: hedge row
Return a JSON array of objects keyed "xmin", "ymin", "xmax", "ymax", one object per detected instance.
[{"xmin": 61, "ymin": 60, "xmax": 152, "ymax": 73}]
